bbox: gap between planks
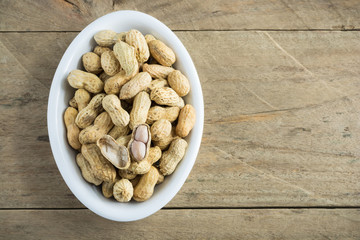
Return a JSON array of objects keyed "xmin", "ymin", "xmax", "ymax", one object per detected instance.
[
  {"xmin": 0, "ymin": 29, "xmax": 360, "ymax": 33},
  {"xmin": 1, "ymin": 206, "xmax": 360, "ymax": 211}
]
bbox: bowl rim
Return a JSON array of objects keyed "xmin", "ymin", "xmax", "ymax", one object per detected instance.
[{"xmin": 47, "ymin": 10, "xmax": 204, "ymax": 222}]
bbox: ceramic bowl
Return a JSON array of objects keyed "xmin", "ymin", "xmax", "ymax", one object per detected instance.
[{"xmin": 47, "ymin": 10, "xmax": 204, "ymax": 222}]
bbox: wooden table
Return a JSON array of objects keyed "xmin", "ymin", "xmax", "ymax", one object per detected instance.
[{"xmin": 1, "ymin": 1, "xmax": 360, "ymax": 239}]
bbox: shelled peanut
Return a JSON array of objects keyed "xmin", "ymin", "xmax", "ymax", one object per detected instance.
[{"xmin": 64, "ymin": 29, "xmax": 196, "ymax": 202}]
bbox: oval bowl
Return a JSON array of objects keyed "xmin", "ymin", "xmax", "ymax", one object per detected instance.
[{"xmin": 47, "ymin": 10, "xmax": 204, "ymax": 222}]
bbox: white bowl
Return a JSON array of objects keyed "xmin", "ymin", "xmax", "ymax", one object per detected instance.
[{"xmin": 47, "ymin": 10, "xmax": 204, "ymax": 222}]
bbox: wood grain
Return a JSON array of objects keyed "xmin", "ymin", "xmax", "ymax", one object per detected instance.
[
  {"xmin": 1, "ymin": 31, "xmax": 360, "ymax": 208},
  {"xmin": 1, "ymin": 209, "xmax": 359, "ymax": 239},
  {"xmin": 0, "ymin": 0, "xmax": 359, "ymax": 31}
]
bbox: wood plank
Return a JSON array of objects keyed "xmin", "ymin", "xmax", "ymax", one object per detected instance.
[
  {"xmin": 0, "ymin": 0, "xmax": 360, "ymax": 31},
  {"xmin": 1, "ymin": 209, "xmax": 359, "ymax": 239},
  {"xmin": 1, "ymin": 31, "xmax": 360, "ymax": 208}
]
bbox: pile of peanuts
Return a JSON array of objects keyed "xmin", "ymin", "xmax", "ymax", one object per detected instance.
[{"xmin": 64, "ymin": 29, "xmax": 196, "ymax": 202}]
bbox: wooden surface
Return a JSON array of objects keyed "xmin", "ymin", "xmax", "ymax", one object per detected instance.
[{"xmin": 1, "ymin": 0, "xmax": 360, "ymax": 239}]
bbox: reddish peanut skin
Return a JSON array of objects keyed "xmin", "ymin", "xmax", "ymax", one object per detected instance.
[{"xmin": 176, "ymin": 104, "xmax": 196, "ymax": 138}]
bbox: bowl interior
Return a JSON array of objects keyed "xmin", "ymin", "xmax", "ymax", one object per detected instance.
[{"xmin": 48, "ymin": 10, "xmax": 204, "ymax": 222}]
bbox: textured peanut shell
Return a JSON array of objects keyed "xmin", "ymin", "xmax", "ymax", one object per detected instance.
[
  {"xmin": 101, "ymin": 51, "xmax": 121, "ymax": 76},
  {"xmin": 75, "ymin": 93, "xmax": 105, "ymax": 129},
  {"xmin": 157, "ymin": 173, "xmax": 164, "ymax": 184},
  {"xmin": 116, "ymin": 134, "xmax": 132, "ymax": 146},
  {"xmin": 82, "ymin": 52, "xmax": 102, "ymax": 74},
  {"xmin": 128, "ymin": 146, "xmax": 162, "ymax": 175},
  {"xmin": 130, "ymin": 175, "xmax": 141, "ymax": 187},
  {"xmin": 79, "ymin": 112, "xmax": 114, "ymax": 144},
  {"xmin": 151, "ymin": 119, "xmax": 172, "ymax": 141},
  {"xmin": 145, "ymin": 34, "xmax": 156, "ymax": 43},
  {"xmin": 168, "ymin": 70, "xmax": 190, "ymax": 97},
  {"xmin": 108, "ymin": 124, "xmax": 130, "ymax": 139},
  {"xmin": 67, "ymin": 70, "xmax": 104, "ymax": 94},
  {"xmin": 146, "ymin": 106, "xmax": 180, "ymax": 124},
  {"xmin": 113, "ymin": 41, "xmax": 138, "ymax": 77},
  {"xmin": 102, "ymin": 175, "xmax": 120, "ymax": 198},
  {"xmin": 96, "ymin": 135, "xmax": 130, "ymax": 170},
  {"xmin": 64, "ymin": 107, "xmax": 81, "ymax": 150},
  {"xmin": 150, "ymin": 87, "xmax": 184, "ymax": 108},
  {"xmin": 159, "ymin": 138, "xmax": 188, "ymax": 175},
  {"xmin": 104, "ymin": 70, "xmax": 133, "ymax": 95},
  {"xmin": 115, "ymin": 32, "xmax": 127, "ymax": 42},
  {"xmin": 74, "ymin": 89, "xmax": 91, "ymax": 112},
  {"xmin": 81, "ymin": 144, "xmax": 117, "ymax": 182},
  {"xmin": 146, "ymin": 78, "xmax": 169, "ymax": 93},
  {"xmin": 119, "ymin": 72, "xmax": 152, "ymax": 100},
  {"xmin": 129, "ymin": 91, "xmax": 151, "ymax": 129},
  {"xmin": 148, "ymin": 40, "xmax": 176, "ymax": 67},
  {"xmin": 113, "ymin": 179, "xmax": 133, "ymax": 202},
  {"xmin": 102, "ymin": 94, "xmax": 130, "ymax": 127},
  {"xmin": 133, "ymin": 166, "xmax": 159, "ymax": 202},
  {"xmin": 76, "ymin": 153, "xmax": 102, "ymax": 186},
  {"xmin": 142, "ymin": 64, "xmax": 174, "ymax": 79},
  {"xmin": 128, "ymin": 124, "xmax": 151, "ymax": 162},
  {"xmin": 94, "ymin": 46, "xmax": 111, "ymax": 56},
  {"xmin": 118, "ymin": 169, "xmax": 137, "ymax": 180},
  {"xmin": 153, "ymin": 127, "xmax": 176, "ymax": 150},
  {"xmin": 126, "ymin": 29, "xmax": 150, "ymax": 63},
  {"xmin": 176, "ymin": 104, "xmax": 196, "ymax": 138},
  {"xmin": 94, "ymin": 30, "xmax": 117, "ymax": 47}
]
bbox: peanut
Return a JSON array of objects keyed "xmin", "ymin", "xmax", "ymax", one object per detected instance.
[
  {"xmin": 101, "ymin": 51, "xmax": 121, "ymax": 76},
  {"xmin": 150, "ymin": 87, "xmax": 185, "ymax": 108},
  {"xmin": 79, "ymin": 112, "xmax": 114, "ymax": 144},
  {"xmin": 148, "ymin": 40, "xmax": 176, "ymax": 67},
  {"xmin": 82, "ymin": 52, "xmax": 102, "ymax": 74},
  {"xmin": 176, "ymin": 104, "xmax": 196, "ymax": 138},
  {"xmin": 104, "ymin": 70, "xmax": 134, "ymax": 95},
  {"xmin": 102, "ymin": 94, "xmax": 130, "ymax": 127},
  {"xmin": 126, "ymin": 29, "xmax": 150, "ymax": 63},
  {"xmin": 128, "ymin": 146, "xmax": 162, "ymax": 175},
  {"xmin": 159, "ymin": 138, "xmax": 188, "ymax": 175},
  {"xmin": 81, "ymin": 144, "xmax": 116, "ymax": 182},
  {"xmin": 75, "ymin": 93, "xmax": 105, "ymax": 129},
  {"xmin": 74, "ymin": 89, "xmax": 91, "ymax": 112},
  {"xmin": 151, "ymin": 119, "xmax": 172, "ymax": 141},
  {"xmin": 102, "ymin": 175, "xmax": 120, "ymax": 198},
  {"xmin": 94, "ymin": 30, "xmax": 117, "ymax": 47},
  {"xmin": 130, "ymin": 91, "xmax": 151, "ymax": 129},
  {"xmin": 128, "ymin": 124, "xmax": 151, "ymax": 162},
  {"xmin": 119, "ymin": 72, "xmax": 152, "ymax": 100},
  {"xmin": 113, "ymin": 41, "xmax": 138, "ymax": 77},
  {"xmin": 67, "ymin": 70, "xmax": 104, "ymax": 94},
  {"xmin": 115, "ymin": 32, "xmax": 127, "ymax": 42},
  {"xmin": 113, "ymin": 179, "xmax": 133, "ymax": 202},
  {"xmin": 108, "ymin": 124, "xmax": 130, "ymax": 139},
  {"xmin": 146, "ymin": 106, "xmax": 180, "ymax": 124},
  {"xmin": 133, "ymin": 166, "xmax": 160, "ymax": 202},
  {"xmin": 64, "ymin": 107, "xmax": 81, "ymax": 150},
  {"xmin": 142, "ymin": 63, "xmax": 174, "ymax": 79},
  {"xmin": 97, "ymin": 135, "xmax": 130, "ymax": 170},
  {"xmin": 146, "ymin": 78, "xmax": 169, "ymax": 93},
  {"xmin": 93, "ymin": 46, "xmax": 111, "ymax": 56},
  {"xmin": 168, "ymin": 70, "xmax": 190, "ymax": 97},
  {"xmin": 76, "ymin": 153, "xmax": 102, "ymax": 186}
]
